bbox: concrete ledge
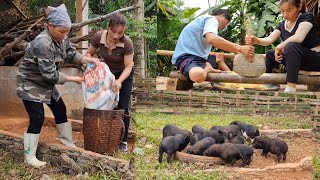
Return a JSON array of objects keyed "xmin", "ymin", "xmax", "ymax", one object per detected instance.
[
  {"xmin": 0, "ymin": 130, "xmax": 134, "ymax": 179},
  {"xmin": 0, "ymin": 66, "xmax": 84, "ymax": 119}
]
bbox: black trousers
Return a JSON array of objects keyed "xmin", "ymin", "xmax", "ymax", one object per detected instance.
[
  {"xmin": 266, "ymin": 42, "xmax": 320, "ymax": 83},
  {"xmin": 113, "ymin": 71, "xmax": 133, "ymax": 142},
  {"xmin": 23, "ymin": 97, "xmax": 68, "ymax": 134}
]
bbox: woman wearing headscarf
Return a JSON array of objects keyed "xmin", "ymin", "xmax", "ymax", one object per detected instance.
[
  {"xmin": 85, "ymin": 13, "xmax": 134, "ymax": 152},
  {"xmin": 16, "ymin": 4, "xmax": 100, "ymax": 167}
]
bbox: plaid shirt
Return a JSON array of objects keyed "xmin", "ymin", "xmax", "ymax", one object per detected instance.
[{"xmin": 16, "ymin": 27, "xmax": 83, "ymax": 104}]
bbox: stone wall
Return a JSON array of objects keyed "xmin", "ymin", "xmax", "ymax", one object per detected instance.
[
  {"xmin": 0, "ymin": 130, "xmax": 134, "ymax": 179},
  {"xmin": 0, "ymin": 66, "xmax": 84, "ymax": 119}
]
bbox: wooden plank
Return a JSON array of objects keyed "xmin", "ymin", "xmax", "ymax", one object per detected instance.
[
  {"xmin": 156, "ymin": 76, "xmax": 178, "ymax": 91},
  {"xmin": 299, "ymin": 70, "xmax": 320, "ymax": 76}
]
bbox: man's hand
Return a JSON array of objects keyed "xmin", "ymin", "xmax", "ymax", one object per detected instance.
[
  {"xmin": 239, "ymin": 45, "xmax": 255, "ymax": 62},
  {"xmin": 239, "ymin": 45, "xmax": 255, "ymax": 56}
]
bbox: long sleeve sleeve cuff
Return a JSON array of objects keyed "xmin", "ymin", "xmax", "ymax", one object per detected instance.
[
  {"xmin": 73, "ymin": 53, "xmax": 83, "ymax": 65},
  {"xmin": 57, "ymin": 72, "xmax": 68, "ymax": 84}
]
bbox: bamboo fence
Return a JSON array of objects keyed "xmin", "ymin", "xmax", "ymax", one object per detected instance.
[{"xmin": 132, "ymin": 78, "xmax": 320, "ymax": 124}]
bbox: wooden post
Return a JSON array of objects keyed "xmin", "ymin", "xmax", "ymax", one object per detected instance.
[
  {"xmin": 253, "ymin": 92, "xmax": 259, "ymax": 113},
  {"xmin": 188, "ymin": 90, "xmax": 192, "ymax": 108},
  {"xmin": 76, "ymin": 0, "xmax": 89, "ymax": 54},
  {"xmin": 131, "ymin": 0, "xmax": 145, "ymax": 79},
  {"xmin": 235, "ymin": 91, "xmax": 240, "ymax": 106},
  {"xmin": 204, "ymin": 90, "xmax": 207, "ymax": 106},
  {"xmin": 220, "ymin": 91, "xmax": 224, "ymax": 106}
]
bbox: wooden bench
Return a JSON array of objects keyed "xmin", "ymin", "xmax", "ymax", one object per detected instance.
[
  {"xmin": 299, "ymin": 70, "xmax": 320, "ymax": 76},
  {"xmin": 299, "ymin": 70, "xmax": 320, "ymax": 92}
]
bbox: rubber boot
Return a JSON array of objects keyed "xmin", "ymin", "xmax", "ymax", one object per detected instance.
[
  {"xmin": 56, "ymin": 121, "xmax": 76, "ymax": 147},
  {"xmin": 24, "ymin": 133, "xmax": 47, "ymax": 167}
]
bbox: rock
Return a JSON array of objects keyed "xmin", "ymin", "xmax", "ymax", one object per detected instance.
[
  {"xmin": 133, "ymin": 148, "xmax": 144, "ymax": 156},
  {"xmin": 76, "ymin": 172, "xmax": 89, "ymax": 180},
  {"xmin": 299, "ymin": 156, "xmax": 312, "ymax": 170},
  {"xmin": 40, "ymin": 174, "xmax": 50, "ymax": 180},
  {"xmin": 233, "ymin": 54, "xmax": 266, "ymax": 77},
  {"xmin": 262, "ymin": 124, "xmax": 272, "ymax": 130},
  {"xmin": 144, "ymin": 144, "xmax": 153, "ymax": 149},
  {"xmin": 139, "ymin": 137, "xmax": 147, "ymax": 146}
]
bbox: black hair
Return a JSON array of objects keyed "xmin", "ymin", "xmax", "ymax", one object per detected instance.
[
  {"xmin": 108, "ymin": 13, "xmax": 127, "ymax": 27},
  {"xmin": 211, "ymin": 9, "xmax": 231, "ymax": 21},
  {"xmin": 279, "ymin": 0, "xmax": 306, "ymax": 13}
]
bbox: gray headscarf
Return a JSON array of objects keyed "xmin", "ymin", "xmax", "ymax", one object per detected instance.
[{"xmin": 47, "ymin": 4, "xmax": 72, "ymax": 28}]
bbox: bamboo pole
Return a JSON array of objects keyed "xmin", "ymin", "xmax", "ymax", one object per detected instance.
[
  {"xmin": 156, "ymin": 50, "xmax": 236, "ymax": 59},
  {"xmin": 169, "ymin": 71, "xmax": 320, "ymax": 85}
]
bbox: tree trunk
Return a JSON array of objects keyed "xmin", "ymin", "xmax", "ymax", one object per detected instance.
[{"xmin": 131, "ymin": 0, "xmax": 145, "ymax": 79}]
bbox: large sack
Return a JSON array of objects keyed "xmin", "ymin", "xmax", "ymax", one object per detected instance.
[{"xmin": 82, "ymin": 62, "xmax": 119, "ymax": 110}]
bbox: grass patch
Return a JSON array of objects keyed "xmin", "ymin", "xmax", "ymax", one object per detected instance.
[
  {"xmin": 0, "ymin": 111, "xmax": 315, "ymax": 179},
  {"xmin": 313, "ymin": 153, "xmax": 320, "ymax": 180},
  {"xmin": 0, "ymin": 150, "xmax": 73, "ymax": 180},
  {"xmin": 131, "ymin": 111, "xmax": 312, "ymax": 179}
]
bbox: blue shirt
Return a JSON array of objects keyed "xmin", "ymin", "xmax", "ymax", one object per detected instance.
[{"xmin": 172, "ymin": 15, "xmax": 219, "ymax": 64}]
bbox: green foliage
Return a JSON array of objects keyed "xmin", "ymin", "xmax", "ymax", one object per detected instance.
[
  {"xmin": 208, "ymin": 0, "xmax": 281, "ymax": 53},
  {"xmin": 313, "ymin": 153, "xmax": 320, "ymax": 179},
  {"xmin": 127, "ymin": 16, "xmax": 158, "ymax": 77},
  {"xmin": 157, "ymin": 0, "xmax": 199, "ymax": 76},
  {"xmin": 89, "ymin": 0, "xmax": 129, "ymax": 15},
  {"xmin": 27, "ymin": 0, "xmax": 76, "ymax": 22},
  {"xmin": 0, "ymin": 150, "xmax": 71, "ymax": 179}
]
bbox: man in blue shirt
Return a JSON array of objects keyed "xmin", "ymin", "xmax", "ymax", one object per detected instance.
[{"xmin": 172, "ymin": 9, "xmax": 255, "ymax": 83}]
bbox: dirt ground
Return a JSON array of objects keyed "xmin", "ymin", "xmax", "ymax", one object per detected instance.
[{"xmin": 0, "ymin": 114, "xmax": 319, "ymax": 179}]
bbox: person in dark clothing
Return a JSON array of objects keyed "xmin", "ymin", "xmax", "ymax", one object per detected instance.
[
  {"xmin": 246, "ymin": 0, "xmax": 320, "ymax": 93},
  {"xmin": 86, "ymin": 13, "xmax": 134, "ymax": 152}
]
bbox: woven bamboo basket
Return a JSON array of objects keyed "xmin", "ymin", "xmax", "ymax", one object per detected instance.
[{"xmin": 83, "ymin": 108, "xmax": 124, "ymax": 154}]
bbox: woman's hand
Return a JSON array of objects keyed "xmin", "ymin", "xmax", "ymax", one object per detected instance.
[
  {"xmin": 84, "ymin": 52, "xmax": 92, "ymax": 57},
  {"xmin": 245, "ymin": 35, "xmax": 259, "ymax": 45},
  {"xmin": 275, "ymin": 46, "xmax": 283, "ymax": 62},
  {"xmin": 112, "ymin": 80, "xmax": 122, "ymax": 92},
  {"xmin": 81, "ymin": 56, "xmax": 100, "ymax": 66},
  {"xmin": 87, "ymin": 57, "xmax": 100, "ymax": 66},
  {"xmin": 67, "ymin": 75, "xmax": 84, "ymax": 84}
]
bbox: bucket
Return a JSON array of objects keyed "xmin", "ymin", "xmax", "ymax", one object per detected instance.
[{"xmin": 83, "ymin": 108, "xmax": 124, "ymax": 154}]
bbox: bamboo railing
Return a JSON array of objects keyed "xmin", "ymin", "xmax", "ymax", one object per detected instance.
[{"xmin": 132, "ymin": 78, "xmax": 320, "ymax": 121}]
